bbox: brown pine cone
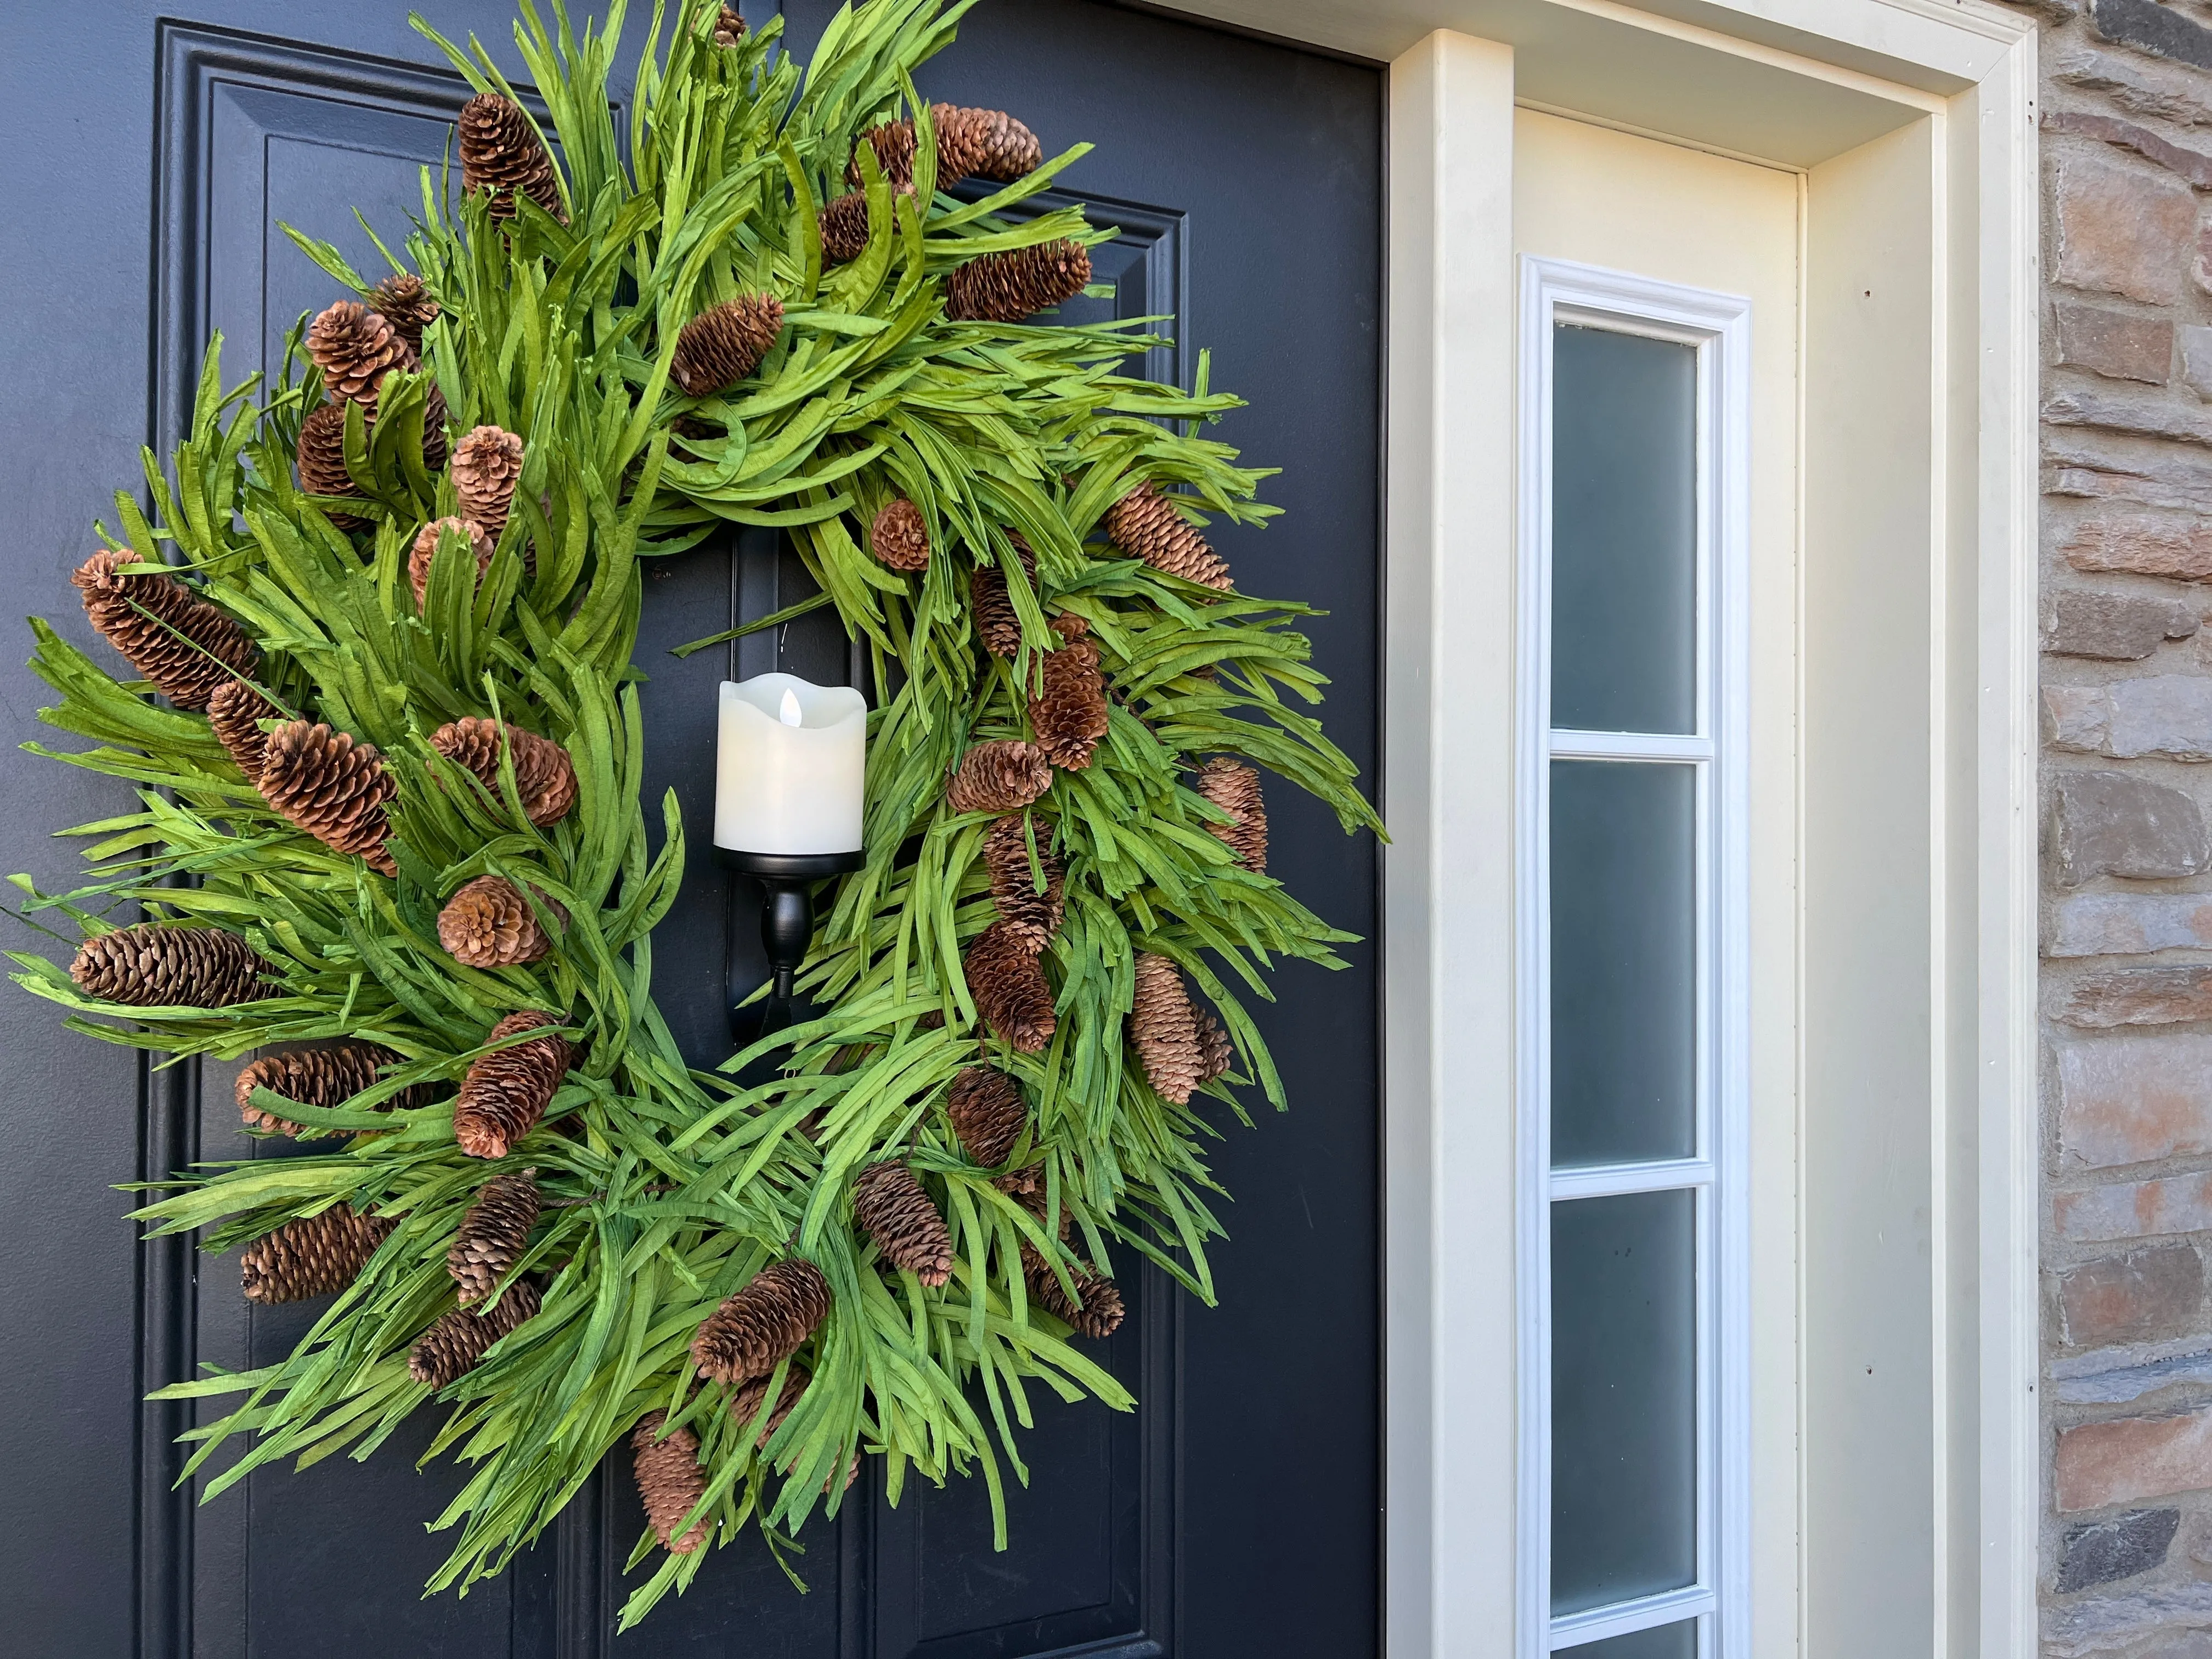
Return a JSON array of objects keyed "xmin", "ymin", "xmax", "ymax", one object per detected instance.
[
  {"xmin": 452, "ymin": 1010, "xmax": 573, "ymax": 1159},
  {"xmin": 240, "ymin": 1207, "xmax": 394, "ymax": 1304},
  {"xmin": 295, "ymin": 402, "xmax": 365, "ymax": 528},
  {"xmin": 983, "ymin": 815, "xmax": 1064, "ymax": 952},
  {"xmin": 258, "ymin": 720, "xmax": 399, "ymax": 876},
  {"xmin": 731, "ymin": 1367, "xmax": 809, "ymax": 1443},
  {"xmin": 1106, "ymin": 482, "xmax": 1233, "ymax": 591},
  {"xmin": 1195, "ymin": 1004, "xmax": 1235, "ymax": 1086},
  {"xmin": 71, "ymin": 922, "xmax": 270, "ymax": 1008},
  {"xmin": 970, "ymin": 532, "xmax": 1038, "ymax": 658},
  {"xmin": 206, "ymin": 679, "xmax": 278, "ymax": 783},
  {"xmin": 1131, "ymin": 952, "xmax": 1204, "ymax": 1105},
  {"xmin": 1194, "ymin": 756, "xmax": 1267, "ymax": 872},
  {"xmin": 458, "ymin": 93, "xmax": 563, "ymax": 222},
  {"xmin": 848, "ymin": 117, "xmax": 920, "ymax": 190},
  {"xmin": 870, "ymin": 498, "xmax": 930, "ymax": 573},
  {"xmin": 712, "ymin": 3, "xmax": 747, "ymax": 46},
  {"xmin": 1029, "ymin": 634, "xmax": 1109, "ymax": 771},
  {"xmin": 692, "ymin": 1259, "xmax": 832, "ymax": 1384},
  {"xmin": 408, "ymin": 1280, "xmax": 540, "ymax": 1386},
  {"xmin": 946, "ymin": 740, "xmax": 1052, "ymax": 815},
  {"xmin": 848, "ymin": 105, "xmax": 1040, "ymax": 191},
  {"xmin": 448, "ymin": 1169, "xmax": 541, "ymax": 1305},
  {"xmin": 438, "ymin": 874, "xmax": 565, "ymax": 968},
  {"xmin": 964, "ymin": 920, "xmax": 1056, "ymax": 1053},
  {"xmin": 418, "ymin": 379, "xmax": 452, "ymax": 474},
  {"xmin": 670, "ymin": 295, "xmax": 785, "ymax": 397},
  {"xmin": 820, "ymin": 190, "xmax": 872, "ymax": 264},
  {"xmin": 366, "ymin": 273, "xmax": 439, "ymax": 352},
  {"xmin": 408, "ymin": 516, "xmax": 495, "ymax": 610},
  {"xmin": 1022, "ymin": 1245, "xmax": 1124, "ymax": 1338},
  {"xmin": 946, "ymin": 240, "xmax": 1092, "ymax": 324},
  {"xmin": 429, "ymin": 717, "xmax": 579, "ymax": 828},
  {"xmin": 935, "ymin": 105, "xmax": 1044, "ymax": 183},
  {"xmin": 947, "ymin": 1066, "xmax": 1027, "ymax": 1167},
  {"xmin": 631, "ymin": 1412, "xmax": 711, "ymax": 1553},
  {"xmin": 72, "ymin": 550, "xmax": 258, "ymax": 712},
  {"xmin": 852, "ymin": 1161, "xmax": 953, "ymax": 1286},
  {"xmin": 237, "ymin": 1042, "xmax": 421, "ymax": 1136},
  {"xmin": 308, "ymin": 300, "xmax": 412, "ymax": 407},
  {"xmin": 451, "ymin": 425, "xmax": 526, "ymax": 543}
]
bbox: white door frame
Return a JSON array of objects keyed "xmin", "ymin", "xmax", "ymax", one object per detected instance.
[{"xmin": 1149, "ymin": 1, "xmax": 2041, "ymax": 1654}]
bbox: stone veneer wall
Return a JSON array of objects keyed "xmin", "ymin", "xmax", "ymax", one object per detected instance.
[{"xmin": 2021, "ymin": 2, "xmax": 2212, "ymax": 1653}]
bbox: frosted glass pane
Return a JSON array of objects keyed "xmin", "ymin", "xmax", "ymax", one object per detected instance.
[
  {"xmin": 1568, "ymin": 1619, "xmax": 1699, "ymax": 1659},
  {"xmin": 1550, "ymin": 761, "xmax": 1696, "ymax": 1167},
  {"xmin": 1551, "ymin": 1190, "xmax": 1698, "ymax": 1616},
  {"xmin": 1551, "ymin": 324, "xmax": 1697, "ymax": 735}
]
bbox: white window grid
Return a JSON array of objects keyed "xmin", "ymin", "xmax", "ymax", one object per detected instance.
[{"xmin": 1514, "ymin": 256, "xmax": 1753, "ymax": 1658}]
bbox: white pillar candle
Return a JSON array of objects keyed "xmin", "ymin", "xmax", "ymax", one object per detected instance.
[{"xmin": 714, "ymin": 674, "xmax": 868, "ymax": 855}]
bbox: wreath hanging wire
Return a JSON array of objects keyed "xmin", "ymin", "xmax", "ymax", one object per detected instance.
[{"xmin": 8, "ymin": 0, "xmax": 1381, "ymax": 1626}]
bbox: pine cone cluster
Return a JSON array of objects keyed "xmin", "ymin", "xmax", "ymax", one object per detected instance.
[
  {"xmin": 1131, "ymin": 952, "xmax": 1210, "ymax": 1105},
  {"xmin": 848, "ymin": 105, "xmax": 1041, "ymax": 191},
  {"xmin": 207, "ymin": 679, "xmax": 279, "ymax": 782},
  {"xmin": 237, "ymin": 1042, "xmax": 420, "ymax": 1136},
  {"xmin": 1023, "ymin": 1245, "xmax": 1124, "ymax": 1339},
  {"xmin": 73, "ymin": 550, "xmax": 258, "ymax": 712},
  {"xmin": 458, "ymin": 93, "xmax": 563, "ymax": 222},
  {"xmin": 1029, "ymin": 630, "xmax": 1109, "ymax": 771},
  {"xmin": 452, "ymin": 425, "xmax": 526, "ymax": 542},
  {"xmin": 71, "ymin": 922, "xmax": 270, "ymax": 1008},
  {"xmin": 1106, "ymin": 482, "xmax": 1233, "ymax": 591},
  {"xmin": 294, "ymin": 402, "xmax": 365, "ymax": 524},
  {"xmin": 946, "ymin": 1065, "xmax": 1026, "ymax": 1167},
  {"xmin": 430, "ymin": 717, "xmax": 579, "ymax": 827},
  {"xmin": 820, "ymin": 191, "xmax": 872, "ymax": 264},
  {"xmin": 853, "ymin": 1161, "xmax": 953, "ymax": 1286},
  {"xmin": 970, "ymin": 532, "xmax": 1037, "ymax": 658},
  {"xmin": 448, "ymin": 1169, "xmax": 541, "ymax": 1305},
  {"xmin": 240, "ymin": 1206, "xmax": 394, "ymax": 1304},
  {"xmin": 671, "ymin": 295, "xmax": 786, "ymax": 397},
  {"xmin": 408, "ymin": 1280, "xmax": 541, "ymax": 1386},
  {"xmin": 409, "ymin": 516, "xmax": 495, "ymax": 609},
  {"xmin": 731, "ymin": 1368, "xmax": 809, "ymax": 1443},
  {"xmin": 712, "ymin": 3, "xmax": 747, "ymax": 46},
  {"xmin": 946, "ymin": 740, "xmax": 1052, "ymax": 815},
  {"xmin": 947, "ymin": 240, "xmax": 1092, "ymax": 324},
  {"xmin": 1194, "ymin": 756, "xmax": 1267, "ymax": 872},
  {"xmin": 453, "ymin": 1009, "xmax": 573, "ymax": 1159},
  {"xmin": 631, "ymin": 1412, "xmax": 711, "ymax": 1553},
  {"xmin": 871, "ymin": 498, "xmax": 930, "ymax": 573},
  {"xmin": 366, "ymin": 273, "xmax": 440, "ymax": 352},
  {"xmin": 438, "ymin": 874, "xmax": 565, "ymax": 968},
  {"xmin": 964, "ymin": 919, "xmax": 1056, "ymax": 1052},
  {"xmin": 692, "ymin": 1258, "xmax": 832, "ymax": 1384},
  {"xmin": 258, "ymin": 720, "xmax": 399, "ymax": 875},
  {"xmin": 309, "ymin": 301, "xmax": 413, "ymax": 407},
  {"xmin": 983, "ymin": 815, "xmax": 1064, "ymax": 951}
]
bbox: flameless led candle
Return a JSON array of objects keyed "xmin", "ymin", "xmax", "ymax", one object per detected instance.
[{"xmin": 714, "ymin": 673, "xmax": 868, "ymax": 856}]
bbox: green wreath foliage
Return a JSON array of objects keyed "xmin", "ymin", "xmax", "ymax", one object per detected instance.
[{"xmin": 9, "ymin": 0, "xmax": 1379, "ymax": 1625}]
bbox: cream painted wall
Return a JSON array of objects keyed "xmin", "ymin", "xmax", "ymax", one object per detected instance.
[{"xmin": 1513, "ymin": 108, "xmax": 1804, "ymax": 1655}]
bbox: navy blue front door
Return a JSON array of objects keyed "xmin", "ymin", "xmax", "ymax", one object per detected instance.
[{"xmin": 0, "ymin": 3, "xmax": 1382, "ymax": 1653}]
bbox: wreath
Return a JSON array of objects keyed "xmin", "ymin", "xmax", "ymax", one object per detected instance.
[{"xmin": 11, "ymin": 0, "xmax": 1378, "ymax": 1625}]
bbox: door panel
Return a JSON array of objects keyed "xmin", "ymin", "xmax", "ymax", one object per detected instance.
[{"xmin": 0, "ymin": 3, "xmax": 1380, "ymax": 1655}]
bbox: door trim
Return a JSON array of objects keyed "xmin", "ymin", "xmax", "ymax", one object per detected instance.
[{"xmin": 1372, "ymin": 3, "xmax": 2039, "ymax": 1656}]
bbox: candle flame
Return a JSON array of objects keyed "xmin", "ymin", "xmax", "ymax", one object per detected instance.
[{"xmin": 778, "ymin": 687, "xmax": 804, "ymax": 727}]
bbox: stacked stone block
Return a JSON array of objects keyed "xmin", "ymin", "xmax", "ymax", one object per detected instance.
[{"xmin": 2028, "ymin": 3, "xmax": 2212, "ymax": 1651}]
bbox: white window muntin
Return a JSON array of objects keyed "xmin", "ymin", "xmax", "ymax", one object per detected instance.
[{"xmin": 1514, "ymin": 257, "xmax": 1752, "ymax": 1659}]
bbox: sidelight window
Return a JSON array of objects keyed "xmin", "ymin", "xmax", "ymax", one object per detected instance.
[{"xmin": 1516, "ymin": 261, "xmax": 1751, "ymax": 1658}]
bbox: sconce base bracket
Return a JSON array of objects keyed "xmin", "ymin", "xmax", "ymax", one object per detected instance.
[{"xmin": 715, "ymin": 846, "xmax": 865, "ymax": 1043}]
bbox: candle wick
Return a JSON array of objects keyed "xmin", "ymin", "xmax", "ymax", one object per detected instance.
[{"xmin": 778, "ymin": 689, "xmax": 804, "ymax": 727}]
